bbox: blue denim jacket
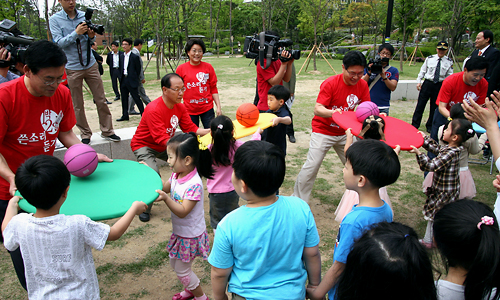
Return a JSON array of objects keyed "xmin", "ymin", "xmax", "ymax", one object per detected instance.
[{"xmin": 49, "ymin": 9, "xmax": 96, "ymax": 70}]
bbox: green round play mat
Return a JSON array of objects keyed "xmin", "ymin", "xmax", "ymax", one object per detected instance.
[{"xmin": 17, "ymin": 159, "xmax": 162, "ymax": 220}]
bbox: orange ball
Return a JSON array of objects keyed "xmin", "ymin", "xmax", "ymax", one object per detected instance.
[{"xmin": 236, "ymin": 103, "xmax": 259, "ymax": 127}]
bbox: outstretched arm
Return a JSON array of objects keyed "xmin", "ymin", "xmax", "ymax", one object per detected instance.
[
  {"xmin": 155, "ymin": 190, "xmax": 198, "ymax": 218},
  {"xmin": 107, "ymin": 201, "xmax": 147, "ymax": 241},
  {"xmin": 1, "ymin": 196, "xmax": 20, "ymax": 233}
]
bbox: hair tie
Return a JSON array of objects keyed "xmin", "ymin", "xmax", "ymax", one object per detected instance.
[
  {"xmin": 447, "ymin": 117, "xmax": 453, "ymax": 121},
  {"xmin": 217, "ymin": 124, "xmax": 223, "ymax": 130},
  {"xmin": 467, "ymin": 128, "xmax": 473, "ymax": 134},
  {"xmin": 404, "ymin": 234, "xmax": 409, "ymax": 238},
  {"xmin": 197, "ymin": 135, "xmax": 208, "ymax": 150},
  {"xmin": 477, "ymin": 216, "xmax": 494, "ymax": 230}
]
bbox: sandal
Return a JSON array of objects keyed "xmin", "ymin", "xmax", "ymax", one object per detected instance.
[{"xmin": 172, "ymin": 288, "xmax": 194, "ymax": 300}]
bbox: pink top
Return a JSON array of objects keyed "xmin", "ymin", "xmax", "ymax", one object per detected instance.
[{"xmin": 206, "ymin": 132, "xmax": 261, "ymax": 193}]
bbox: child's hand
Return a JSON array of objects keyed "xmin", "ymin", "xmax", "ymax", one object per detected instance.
[
  {"xmin": 271, "ymin": 117, "xmax": 280, "ymax": 127},
  {"xmin": 155, "ymin": 189, "xmax": 170, "ymax": 203},
  {"xmin": 417, "ymin": 130, "xmax": 427, "ymax": 138},
  {"xmin": 409, "ymin": 146, "xmax": 421, "ymax": 155},
  {"xmin": 256, "ymin": 127, "xmax": 263, "ymax": 134},
  {"xmin": 138, "ymin": 161, "xmax": 148, "ymax": 166},
  {"xmin": 493, "ymin": 175, "xmax": 500, "ymax": 192},
  {"xmin": 394, "ymin": 145, "xmax": 401, "ymax": 155},
  {"xmin": 131, "ymin": 201, "xmax": 147, "ymax": 215},
  {"xmin": 306, "ymin": 286, "xmax": 325, "ymax": 300},
  {"xmin": 345, "ymin": 128, "xmax": 352, "ymax": 136},
  {"xmin": 332, "ymin": 108, "xmax": 342, "ymax": 115},
  {"xmin": 8, "ymin": 196, "xmax": 21, "ymax": 210}
]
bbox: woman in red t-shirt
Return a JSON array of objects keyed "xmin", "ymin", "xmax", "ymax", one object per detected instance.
[{"xmin": 176, "ymin": 39, "xmax": 221, "ymax": 128}]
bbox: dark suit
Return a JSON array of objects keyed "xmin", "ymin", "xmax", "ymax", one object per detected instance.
[
  {"xmin": 92, "ymin": 50, "xmax": 104, "ymax": 75},
  {"xmin": 119, "ymin": 52, "xmax": 144, "ymax": 119},
  {"xmin": 106, "ymin": 51, "xmax": 124, "ymax": 98},
  {"xmin": 471, "ymin": 46, "xmax": 500, "ymax": 81}
]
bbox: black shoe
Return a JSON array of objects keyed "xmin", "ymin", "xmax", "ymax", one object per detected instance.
[
  {"xmin": 116, "ymin": 117, "xmax": 129, "ymax": 122},
  {"xmin": 105, "ymin": 100, "xmax": 112, "ymax": 104},
  {"xmin": 81, "ymin": 138, "xmax": 90, "ymax": 144},
  {"xmin": 139, "ymin": 212, "xmax": 150, "ymax": 222},
  {"xmin": 129, "ymin": 111, "xmax": 140, "ymax": 115},
  {"xmin": 114, "ymin": 96, "xmax": 120, "ymax": 101},
  {"xmin": 288, "ymin": 135, "xmax": 296, "ymax": 143},
  {"xmin": 101, "ymin": 134, "xmax": 121, "ymax": 142}
]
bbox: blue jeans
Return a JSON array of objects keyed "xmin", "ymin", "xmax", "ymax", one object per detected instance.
[
  {"xmin": 190, "ymin": 108, "xmax": 215, "ymax": 129},
  {"xmin": 379, "ymin": 107, "xmax": 390, "ymax": 115}
]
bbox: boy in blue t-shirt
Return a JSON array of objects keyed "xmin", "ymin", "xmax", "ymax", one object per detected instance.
[
  {"xmin": 307, "ymin": 139, "xmax": 401, "ymax": 300},
  {"xmin": 262, "ymin": 85, "xmax": 292, "ymax": 155},
  {"xmin": 209, "ymin": 141, "xmax": 321, "ymax": 300}
]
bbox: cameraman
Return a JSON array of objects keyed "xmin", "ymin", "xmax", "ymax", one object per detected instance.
[
  {"xmin": 50, "ymin": 0, "xmax": 120, "ymax": 145},
  {"xmin": 362, "ymin": 43, "xmax": 399, "ymax": 115},
  {"xmin": 0, "ymin": 47, "xmax": 19, "ymax": 84},
  {"xmin": 256, "ymin": 31, "xmax": 294, "ymax": 112}
]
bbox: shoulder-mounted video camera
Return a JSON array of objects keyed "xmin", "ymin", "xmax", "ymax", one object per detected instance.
[
  {"xmin": 77, "ymin": 8, "xmax": 104, "ymax": 35},
  {"xmin": 0, "ymin": 19, "xmax": 34, "ymax": 68},
  {"xmin": 243, "ymin": 32, "xmax": 300, "ymax": 69},
  {"xmin": 368, "ymin": 55, "xmax": 389, "ymax": 74}
]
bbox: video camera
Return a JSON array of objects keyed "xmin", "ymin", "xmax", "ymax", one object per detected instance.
[
  {"xmin": 368, "ymin": 55, "xmax": 389, "ymax": 74},
  {"xmin": 78, "ymin": 8, "xmax": 104, "ymax": 35},
  {"xmin": 0, "ymin": 19, "xmax": 34, "ymax": 68},
  {"xmin": 243, "ymin": 32, "xmax": 300, "ymax": 69}
]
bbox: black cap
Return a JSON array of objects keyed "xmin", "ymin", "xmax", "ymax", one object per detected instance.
[{"xmin": 437, "ymin": 41, "xmax": 448, "ymax": 50}]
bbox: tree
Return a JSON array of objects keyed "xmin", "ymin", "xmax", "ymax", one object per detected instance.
[{"xmin": 394, "ymin": 0, "xmax": 421, "ymax": 71}]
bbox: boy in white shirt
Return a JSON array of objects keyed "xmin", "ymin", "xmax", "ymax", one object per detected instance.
[{"xmin": 1, "ymin": 155, "xmax": 147, "ymax": 300}]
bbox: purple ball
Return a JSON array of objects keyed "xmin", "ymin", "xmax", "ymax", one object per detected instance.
[
  {"xmin": 355, "ymin": 102, "xmax": 380, "ymax": 122},
  {"xmin": 63, "ymin": 144, "xmax": 98, "ymax": 177}
]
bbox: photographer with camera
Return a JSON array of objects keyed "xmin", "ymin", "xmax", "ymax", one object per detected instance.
[
  {"xmin": 362, "ymin": 43, "xmax": 399, "ymax": 115},
  {"xmin": 50, "ymin": 0, "xmax": 120, "ymax": 145}
]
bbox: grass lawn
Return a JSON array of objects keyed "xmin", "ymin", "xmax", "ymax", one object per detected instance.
[{"xmin": 0, "ymin": 54, "xmax": 494, "ymax": 299}]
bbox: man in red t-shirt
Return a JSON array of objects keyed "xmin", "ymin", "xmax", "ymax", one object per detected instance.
[
  {"xmin": 0, "ymin": 40, "xmax": 112, "ymax": 290},
  {"xmin": 131, "ymin": 73, "xmax": 210, "ymax": 222},
  {"xmin": 293, "ymin": 51, "xmax": 371, "ymax": 203},
  {"xmin": 430, "ymin": 56, "xmax": 489, "ymax": 142}
]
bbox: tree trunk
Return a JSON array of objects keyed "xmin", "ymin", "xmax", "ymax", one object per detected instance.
[{"xmin": 399, "ymin": 19, "xmax": 406, "ymax": 72}]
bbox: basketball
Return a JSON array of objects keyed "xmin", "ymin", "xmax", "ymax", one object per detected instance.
[
  {"xmin": 236, "ymin": 103, "xmax": 259, "ymax": 127},
  {"xmin": 355, "ymin": 102, "xmax": 379, "ymax": 122},
  {"xmin": 64, "ymin": 144, "xmax": 98, "ymax": 177}
]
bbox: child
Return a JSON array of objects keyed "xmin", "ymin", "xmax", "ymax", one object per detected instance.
[
  {"xmin": 262, "ymin": 85, "xmax": 292, "ymax": 155},
  {"xmin": 423, "ymin": 104, "xmax": 487, "ymax": 199},
  {"xmin": 411, "ymin": 119, "xmax": 475, "ymax": 248},
  {"xmin": 208, "ymin": 141, "xmax": 321, "ymax": 300},
  {"xmin": 336, "ymin": 222, "xmax": 437, "ymax": 300},
  {"xmin": 1, "ymin": 155, "xmax": 147, "ymax": 299},
  {"xmin": 307, "ymin": 139, "xmax": 400, "ymax": 300},
  {"xmin": 207, "ymin": 115, "xmax": 262, "ymax": 231},
  {"xmin": 433, "ymin": 199, "xmax": 500, "ymax": 300},
  {"xmin": 334, "ymin": 115, "xmax": 400, "ymax": 222},
  {"xmin": 155, "ymin": 132, "xmax": 214, "ymax": 300}
]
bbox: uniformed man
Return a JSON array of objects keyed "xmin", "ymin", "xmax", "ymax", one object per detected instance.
[{"xmin": 411, "ymin": 41, "xmax": 454, "ymax": 132}]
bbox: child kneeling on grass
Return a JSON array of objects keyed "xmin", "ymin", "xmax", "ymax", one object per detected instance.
[
  {"xmin": 209, "ymin": 140, "xmax": 321, "ymax": 300},
  {"xmin": 2, "ymin": 155, "xmax": 147, "ymax": 300}
]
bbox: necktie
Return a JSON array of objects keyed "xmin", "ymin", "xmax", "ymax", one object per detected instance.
[
  {"xmin": 479, "ymin": 50, "xmax": 483, "ymax": 56},
  {"xmin": 433, "ymin": 58, "xmax": 441, "ymax": 83}
]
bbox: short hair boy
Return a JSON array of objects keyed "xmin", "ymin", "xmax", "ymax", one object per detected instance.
[
  {"xmin": 209, "ymin": 141, "xmax": 321, "ymax": 299},
  {"xmin": 307, "ymin": 139, "xmax": 400, "ymax": 300},
  {"xmin": 262, "ymin": 85, "xmax": 292, "ymax": 155},
  {"xmin": 1, "ymin": 155, "xmax": 147, "ymax": 299}
]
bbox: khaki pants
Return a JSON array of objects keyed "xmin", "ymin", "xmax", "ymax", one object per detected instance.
[
  {"xmin": 293, "ymin": 132, "xmax": 347, "ymax": 203},
  {"xmin": 66, "ymin": 63, "xmax": 114, "ymax": 139}
]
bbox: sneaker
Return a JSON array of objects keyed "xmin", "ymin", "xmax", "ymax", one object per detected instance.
[
  {"xmin": 139, "ymin": 212, "xmax": 150, "ymax": 222},
  {"xmin": 81, "ymin": 138, "xmax": 90, "ymax": 144},
  {"xmin": 419, "ymin": 239, "xmax": 435, "ymax": 249},
  {"xmin": 101, "ymin": 134, "xmax": 121, "ymax": 142},
  {"xmin": 288, "ymin": 135, "xmax": 296, "ymax": 143}
]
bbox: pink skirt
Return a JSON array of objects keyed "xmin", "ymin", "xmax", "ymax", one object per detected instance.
[
  {"xmin": 334, "ymin": 187, "xmax": 392, "ymax": 223},
  {"xmin": 167, "ymin": 231, "xmax": 210, "ymax": 263},
  {"xmin": 422, "ymin": 169, "xmax": 476, "ymax": 199}
]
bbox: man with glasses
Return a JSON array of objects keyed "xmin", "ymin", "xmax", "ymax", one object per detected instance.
[
  {"xmin": 362, "ymin": 43, "xmax": 399, "ymax": 115},
  {"xmin": 293, "ymin": 51, "xmax": 370, "ymax": 203},
  {"xmin": 50, "ymin": 0, "xmax": 120, "ymax": 144},
  {"xmin": 116, "ymin": 38, "xmax": 143, "ymax": 121},
  {"xmin": 130, "ymin": 73, "xmax": 209, "ymax": 222},
  {"xmin": 430, "ymin": 56, "xmax": 489, "ymax": 143},
  {"xmin": 411, "ymin": 41, "xmax": 454, "ymax": 133},
  {"xmin": 0, "ymin": 40, "xmax": 112, "ymax": 290}
]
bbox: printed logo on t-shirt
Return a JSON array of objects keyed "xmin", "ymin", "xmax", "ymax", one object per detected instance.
[
  {"xmin": 40, "ymin": 109, "xmax": 63, "ymax": 135},
  {"xmin": 186, "ymin": 72, "xmax": 209, "ymax": 95},
  {"xmin": 167, "ymin": 115, "xmax": 179, "ymax": 136},
  {"xmin": 346, "ymin": 94, "xmax": 360, "ymax": 109},
  {"xmin": 196, "ymin": 72, "xmax": 209, "ymax": 85},
  {"xmin": 463, "ymin": 91, "xmax": 478, "ymax": 104}
]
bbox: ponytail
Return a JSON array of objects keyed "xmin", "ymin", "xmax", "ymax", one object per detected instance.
[
  {"xmin": 167, "ymin": 132, "xmax": 215, "ymax": 179},
  {"xmin": 434, "ymin": 200, "xmax": 500, "ymax": 300},
  {"xmin": 210, "ymin": 115, "xmax": 236, "ymax": 167}
]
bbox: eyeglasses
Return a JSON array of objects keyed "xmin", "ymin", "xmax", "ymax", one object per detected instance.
[
  {"xmin": 190, "ymin": 50, "xmax": 203, "ymax": 54},
  {"xmin": 168, "ymin": 87, "xmax": 186, "ymax": 93},
  {"xmin": 346, "ymin": 70, "xmax": 364, "ymax": 78},
  {"xmin": 36, "ymin": 74, "xmax": 67, "ymax": 86},
  {"xmin": 379, "ymin": 51, "xmax": 392, "ymax": 57}
]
